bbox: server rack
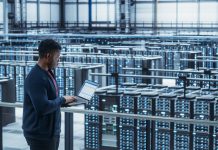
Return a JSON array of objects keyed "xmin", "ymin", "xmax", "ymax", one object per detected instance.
[
  {"xmin": 119, "ymin": 91, "xmax": 140, "ymax": 150},
  {"xmin": 107, "ymin": 57, "xmax": 124, "ymax": 85},
  {"xmin": 65, "ymin": 68, "xmax": 75, "ymax": 96},
  {"xmin": 153, "ymin": 93, "xmax": 176, "ymax": 150},
  {"xmin": 193, "ymin": 96, "xmax": 215, "ymax": 150},
  {"xmin": 214, "ymin": 96, "xmax": 218, "ymax": 149},
  {"xmin": 15, "ymin": 65, "xmax": 25, "ymax": 102},
  {"xmin": 174, "ymin": 95, "xmax": 196, "ymax": 150},
  {"xmin": 85, "ymin": 90, "xmax": 106, "ymax": 150},
  {"xmin": 139, "ymin": 92, "xmax": 158, "ymax": 150},
  {"xmin": 55, "ymin": 67, "xmax": 65, "ymax": 96},
  {"xmin": 99, "ymin": 90, "xmax": 122, "ymax": 150}
]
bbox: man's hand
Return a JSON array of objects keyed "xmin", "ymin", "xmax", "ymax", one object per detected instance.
[{"xmin": 63, "ymin": 96, "xmax": 76, "ymax": 104}]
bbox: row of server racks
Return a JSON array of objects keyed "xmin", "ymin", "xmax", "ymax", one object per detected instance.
[
  {"xmin": 0, "ymin": 61, "xmax": 105, "ymax": 102},
  {"xmin": 0, "ymin": 50, "xmax": 163, "ymax": 101},
  {"xmin": 0, "ymin": 62, "xmax": 76, "ymax": 101},
  {"xmin": 85, "ymin": 85, "xmax": 218, "ymax": 150}
]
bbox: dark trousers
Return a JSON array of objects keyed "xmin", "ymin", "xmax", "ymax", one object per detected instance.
[{"xmin": 25, "ymin": 136, "xmax": 60, "ymax": 150}]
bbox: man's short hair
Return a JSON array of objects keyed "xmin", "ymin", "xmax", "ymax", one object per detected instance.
[{"xmin": 38, "ymin": 39, "xmax": 61, "ymax": 58}]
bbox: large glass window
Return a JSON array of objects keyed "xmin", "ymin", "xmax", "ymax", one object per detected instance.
[
  {"xmin": 51, "ymin": 4, "xmax": 59, "ymax": 22},
  {"xmin": 78, "ymin": 4, "xmax": 88, "ymax": 24},
  {"xmin": 178, "ymin": 2, "xmax": 198, "ymax": 25},
  {"xmin": 200, "ymin": 2, "xmax": 218, "ymax": 25},
  {"xmin": 158, "ymin": 3, "xmax": 176, "ymax": 24},
  {"xmin": 92, "ymin": 4, "xmax": 115, "ymax": 23},
  {"xmin": 65, "ymin": 4, "xmax": 77, "ymax": 22},
  {"xmin": 136, "ymin": 3, "xmax": 152, "ymax": 25},
  {"xmin": 27, "ymin": 3, "xmax": 37, "ymax": 22},
  {"xmin": 40, "ymin": 4, "xmax": 51, "ymax": 22}
]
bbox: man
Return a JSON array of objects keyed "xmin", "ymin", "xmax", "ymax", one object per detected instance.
[{"xmin": 22, "ymin": 39, "xmax": 75, "ymax": 150}]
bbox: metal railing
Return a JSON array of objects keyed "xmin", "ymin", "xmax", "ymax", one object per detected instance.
[{"xmin": 0, "ymin": 101, "xmax": 217, "ymax": 127}]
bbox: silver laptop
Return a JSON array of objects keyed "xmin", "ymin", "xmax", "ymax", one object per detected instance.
[{"xmin": 66, "ymin": 80, "xmax": 99, "ymax": 106}]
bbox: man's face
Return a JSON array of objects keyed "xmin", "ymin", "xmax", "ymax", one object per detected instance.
[{"xmin": 47, "ymin": 50, "xmax": 60, "ymax": 69}]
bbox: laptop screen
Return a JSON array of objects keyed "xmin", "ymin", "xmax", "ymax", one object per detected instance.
[{"xmin": 78, "ymin": 80, "xmax": 99, "ymax": 100}]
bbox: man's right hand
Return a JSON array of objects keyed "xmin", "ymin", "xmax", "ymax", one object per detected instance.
[{"xmin": 63, "ymin": 96, "xmax": 76, "ymax": 104}]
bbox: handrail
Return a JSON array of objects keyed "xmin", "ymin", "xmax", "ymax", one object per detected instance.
[{"xmin": 1, "ymin": 102, "xmax": 218, "ymax": 126}]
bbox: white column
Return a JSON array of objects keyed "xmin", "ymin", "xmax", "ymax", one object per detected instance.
[
  {"xmin": 37, "ymin": 0, "xmax": 40, "ymax": 26},
  {"xmin": 21, "ymin": 0, "xmax": 27, "ymax": 27},
  {"xmin": 14, "ymin": 0, "xmax": 21, "ymax": 23},
  {"xmin": 125, "ymin": 0, "xmax": 130, "ymax": 33},
  {"xmin": 3, "ymin": 0, "xmax": 8, "ymax": 39},
  {"xmin": 115, "ymin": 0, "xmax": 120, "ymax": 32}
]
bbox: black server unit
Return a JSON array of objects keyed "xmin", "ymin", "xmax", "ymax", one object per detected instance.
[
  {"xmin": 0, "ymin": 79, "xmax": 16, "ymax": 150},
  {"xmin": 142, "ymin": 58, "xmax": 162, "ymax": 85},
  {"xmin": 153, "ymin": 94, "xmax": 176, "ymax": 150},
  {"xmin": 6, "ymin": 65, "xmax": 15, "ymax": 79},
  {"xmin": 64, "ymin": 68, "xmax": 75, "ymax": 96},
  {"xmin": 199, "ymin": 46, "xmax": 215, "ymax": 70},
  {"xmin": 188, "ymin": 51, "xmax": 201, "ymax": 69},
  {"xmin": 55, "ymin": 67, "xmax": 65, "ymax": 96},
  {"xmin": 193, "ymin": 96, "xmax": 214, "ymax": 150},
  {"xmin": 107, "ymin": 57, "xmax": 124, "ymax": 85},
  {"xmin": 125, "ymin": 57, "xmax": 136, "ymax": 83},
  {"xmin": 0, "ymin": 79, "xmax": 16, "ymax": 126},
  {"xmin": 165, "ymin": 51, "xmax": 174, "ymax": 71},
  {"xmin": 134, "ymin": 58, "xmax": 143, "ymax": 84},
  {"xmin": 15, "ymin": 65, "xmax": 25, "ymax": 102},
  {"xmin": 85, "ymin": 90, "xmax": 106, "ymax": 150},
  {"xmin": 138, "ymin": 92, "xmax": 158, "ymax": 150},
  {"xmin": 119, "ymin": 91, "xmax": 139, "ymax": 150},
  {"xmin": 174, "ymin": 95, "xmax": 195, "ymax": 150},
  {"xmin": 99, "ymin": 90, "xmax": 122, "ymax": 150},
  {"xmin": 214, "ymin": 97, "xmax": 218, "ymax": 149}
]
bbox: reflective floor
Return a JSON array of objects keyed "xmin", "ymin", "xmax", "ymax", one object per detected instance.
[{"xmin": 3, "ymin": 106, "xmax": 85, "ymax": 150}]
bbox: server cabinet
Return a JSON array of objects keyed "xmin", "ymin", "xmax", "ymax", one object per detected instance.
[
  {"xmin": 99, "ymin": 90, "xmax": 122, "ymax": 150},
  {"xmin": 119, "ymin": 91, "xmax": 140, "ymax": 150},
  {"xmin": 214, "ymin": 97, "xmax": 218, "ymax": 149},
  {"xmin": 85, "ymin": 90, "xmax": 106, "ymax": 150},
  {"xmin": 193, "ymin": 96, "xmax": 214, "ymax": 150},
  {"xmin": 139, "ymin": 92, "xmax": 158, "ymax": 150},
  {"xmin": 0, "ymin": 79, "xmax": 15, "ymax": 126},
  {"xmin": 154, "ymin": 94, "xmax": 176, "ymax": 150},
  {"xmin": 174, "ymin": 95, "xmax": 195, "ymax": 150}
]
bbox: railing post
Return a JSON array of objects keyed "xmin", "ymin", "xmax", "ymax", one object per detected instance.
[
  {"xmin": 65, "ymin": 112, "xmax": 74, "ymax": 150},
  {"xmin": 0, "ymin": 107, "xmax": 2, "ymax": 150}
]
